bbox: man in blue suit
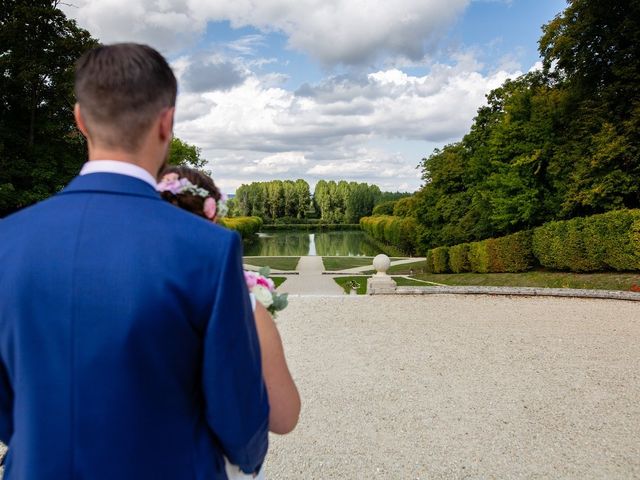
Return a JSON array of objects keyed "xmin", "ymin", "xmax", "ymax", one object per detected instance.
[{"xmin": 0, "ymin": 43, "xmax": 269, "ymax": 478}]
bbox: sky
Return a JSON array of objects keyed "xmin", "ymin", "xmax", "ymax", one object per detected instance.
[{"xmin": 62, "ymin": 0, "xmax": 567, "ymax": 194}]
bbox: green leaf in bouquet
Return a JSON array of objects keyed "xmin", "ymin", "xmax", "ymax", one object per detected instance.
[
  {"xmin": 258, "ymin": 266, "xmax": 271, "ymax": 277},
  {"xmin": 272, "ymin": 293, "xmax": 289, "ymax": 311}
]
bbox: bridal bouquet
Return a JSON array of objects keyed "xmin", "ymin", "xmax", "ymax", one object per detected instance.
[{"xmin": 244, "ymin": 267, "xmax": 288, "ymax": 317}]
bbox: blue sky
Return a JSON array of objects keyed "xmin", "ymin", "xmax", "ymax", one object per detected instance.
[{"xmin": 63, "ymin": 0, "xmax": 566, "ymax": 193}]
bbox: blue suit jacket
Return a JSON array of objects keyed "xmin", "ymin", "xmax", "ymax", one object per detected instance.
[{"xmin": 0, "ymin": 173, "xmax": 269, "ymax": 479}]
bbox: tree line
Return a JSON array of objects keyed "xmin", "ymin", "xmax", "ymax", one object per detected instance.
[
  {"xmin": 232, "ymin": 180, "xmax": 312, "ymax": 221},
  {"xmin": 230, "ymin": 179, "xmax": 401, "ymax": 224},
  {"xmin": 404, "ymin": 0, "xmax": 639, "ymax": 253},
  {"xmin": 313, "ymin": 180, "xmax": 383, "ymax": 224}
]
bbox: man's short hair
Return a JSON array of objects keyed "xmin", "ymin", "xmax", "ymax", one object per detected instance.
[{"xmin": 74, "ymin": 43, "xmax": 177, "ymax": 152}]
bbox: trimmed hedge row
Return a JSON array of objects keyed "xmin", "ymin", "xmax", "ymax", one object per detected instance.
[
  {"xmin": 425, "ymin": 209, "xmax": 640, "ymax": 273},
  {"xmin": 532, "ymin": 209, "xmax": 640, "ymax": 272},
  {"xmin": 360, "ymin": 215, "xmax": 417, "ymax": 255},
  {"xmin": 220, "ymin": 216, "xmax": 263, "ymax": 239},
  {"xmin": 426, "ymin": 247, "xmax": 449, "ymax": 273},
  {"xmin": 261, "ymin": 223, "xmax": 360, "ymax": 231}
]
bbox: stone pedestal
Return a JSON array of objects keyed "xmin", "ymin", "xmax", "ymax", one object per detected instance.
[{"xmin": 367, "ymin": 254, "xmax": 397, "ymax": 294}]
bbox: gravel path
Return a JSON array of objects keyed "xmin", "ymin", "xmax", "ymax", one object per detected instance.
[
  {"xmin": 277, "ymin": 257, "xmax": 344, "ymax": 295},
  {"xmin": 266, "ymin": 295, "xmax": 640, "ymax": 479},
  {"xmin": 2, "ymin": 295, "xmax": 637, "ymax": 479}
]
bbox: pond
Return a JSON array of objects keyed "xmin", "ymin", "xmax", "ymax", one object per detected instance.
[{"xmin": 242, "ymin": 230, "xmax": 382, "ymax": 257}]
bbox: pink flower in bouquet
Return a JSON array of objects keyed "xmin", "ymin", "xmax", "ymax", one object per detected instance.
[
  {"xmin": 244, "ymin": 271, "xmax": 259, "ymax": 289},
  {"xmin": 256, "ymin": 275, "xmax": 275, "ymax": 292}
]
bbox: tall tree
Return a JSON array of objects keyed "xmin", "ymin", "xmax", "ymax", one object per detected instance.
[
  {"xmin": 167, "ymin": 138, "xmax": 207, "ymax": 169},
  {"xmin": 540, "ymin": 0, "xmax": 640, "ymax": 215},
  {"xmin": 0, "ymin": 0, "xmax": 98, "ymax": 216}
]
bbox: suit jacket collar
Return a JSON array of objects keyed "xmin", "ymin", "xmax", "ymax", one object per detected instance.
[{"xmin": 61, "ymin": 172, "xmax": 161, "ymax": 200}]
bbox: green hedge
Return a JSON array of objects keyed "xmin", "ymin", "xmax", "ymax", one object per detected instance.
[
  {"xmin": 489, "ymin": 230, "xmax": 534, "ymax": 273},
  {"xmin": 448, "ymin": 243, "xmax": 471, "ymax": 273},
  {"xmin": 426, "ymin": 209, "xmax": 640, "ymax": 274},
  {"xmin": 532, "ymin": 209, "xmax": 640, "ymax": 272},
  {"xmin": 220, "ymin": 216, "xmax": 263, "ymax": 239},
  {"xmin": 261, "ymin": 223, "xmax": 360, "ymax": 231},
  {"xmin": 426, "ymin": 246, "xmax": 449, "ymax": 273},
  {"xmin": 360, "ymin": 215, "xmax": 418, "ymax": 255}
]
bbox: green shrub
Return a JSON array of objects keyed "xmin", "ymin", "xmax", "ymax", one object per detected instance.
[
  {"xmin": 393, "ymin": 196, "xmax": 417, "ymax": 218},
  {"xmin": 488, "ymin": 230, "xmax": 534, "ymax": 273},
  {"xmin": 262, "ymin": 223, "xmax": 359, "ymax": 231},
  {"xmin": 220, "ymin": 216, "xmax": 262, "ymax": 239},
  {"xmin": 533, "ymin": 209, "xmax": 640, "ymax": 272},
  {"xmin": 448, "ymin": 243, "xmax": 471, "ymax": 273},
  {"xmin": 399, "ymin": 217, "xmax": 418, "ymax": 254},
  {"xmin": 383, "ymin": 217, "xmax": 398, "ymax": 245},
  {"xmin": 430, "ymin": 246, "xmax": 449, "ymax": 273},
  {"xmin": 467, "ymin": 241, "xmax": 490, "ymax": 273},
  {"xmin": 372, "ymin": 201, "xmax": 397, "ymax": 216},
  {"xmin": 425, "ymin": 250, "xmax": 435, "ymax": 273},
  {"xmin": 360, "ymin": 215, "xmax": 418, "ymax": 255}
]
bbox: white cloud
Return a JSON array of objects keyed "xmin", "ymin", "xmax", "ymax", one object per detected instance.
[
  {"xmin": 171, "ymin": 54, "xmax": 519, "ymax": 193},
  {"xmin": 63, "ymin": 0, "xmax": 469, "ymax": 65}
]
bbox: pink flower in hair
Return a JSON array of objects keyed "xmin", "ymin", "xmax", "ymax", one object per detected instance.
[
  {"xmin": 157, "ymin": 173, "xmax": 183, "ymax": 195},
  {"xmin": 203, "ymin": 197, "xmax": 217, "ymax": 219}
]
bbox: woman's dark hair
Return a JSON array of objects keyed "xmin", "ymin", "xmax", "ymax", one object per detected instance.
[{"xmin": 159, "ymin": 166, "xmax": 221, "ymax": 219}]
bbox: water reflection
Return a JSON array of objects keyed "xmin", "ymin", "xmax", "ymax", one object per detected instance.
[{"xmin": 243, "ymin": 230, "xmax": 381, "ymax": 257}]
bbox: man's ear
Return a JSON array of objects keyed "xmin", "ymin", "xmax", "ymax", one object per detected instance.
[
  {"xmin": 74, "ymin": 103, "xmax": 90, "ymax": 139},
  {"xmin": 159, "ymin": 107, "xmax": 175, "ymax": 142}
]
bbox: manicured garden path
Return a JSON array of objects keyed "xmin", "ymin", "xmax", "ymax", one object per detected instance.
[{"xmin": 276, "ymin": 256, "xmax": 345, "ymax": 295}]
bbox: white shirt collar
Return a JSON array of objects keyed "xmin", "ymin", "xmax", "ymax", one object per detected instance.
[{"xmin": 80, "ymin": 160, "xmax": 157, "ymax": 189}]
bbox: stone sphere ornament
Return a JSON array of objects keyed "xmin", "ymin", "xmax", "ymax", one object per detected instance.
[{"xmin": 373, "ymin": 254, "xmax": 391, "ymax": 276}]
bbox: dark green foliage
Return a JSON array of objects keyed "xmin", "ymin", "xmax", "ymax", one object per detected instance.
[
  {"xmin": 0, "ymin": 1, "xmax": 98, "ymax": 216},
  {"xmin": 393, "ymin": 196, "xmax": 417, "ymax": 217},
  {"xmin": 372, "ymin": 201, "xmax": 396, "ymax": 216},
  {"xmin": 234, "ymin": 180, "xmax": 310, "ymax": 222},
  {"xmin": 167, "ymin": 138, "xmax": 207, "ymax": 169},
  {"xmin": 314, "ymin": 180, "xmax": 381, "ymax": 223},
  {"xmin": 261, "ymin": 223, "xmax": 360, "ymax": 231},
  {"xmin": 375, "ymin": 191, "xmax": 411, "ymax": 204},
  {"xmin": 412, "ymin": 0, "xmax": 640, "ymax": 252},
  {"xmin": 219, "ymin": 216, "xmax": 263, "ymax": 239}
]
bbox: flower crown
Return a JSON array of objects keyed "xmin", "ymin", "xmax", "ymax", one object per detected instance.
[{"xmin": 157, "ymin": 172, "xmax": 228, "ymax": 219}]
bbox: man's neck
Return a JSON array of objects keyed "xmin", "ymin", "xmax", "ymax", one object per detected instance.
[{"xmin": 87, "ymin": 149, "xmax": 159, "ymax": 180}]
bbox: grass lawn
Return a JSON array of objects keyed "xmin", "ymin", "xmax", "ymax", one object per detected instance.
[
  {"xmin": 323, "ymin": 257, "xmax": 374, "ymax": 271},
  {"xmin": 412, "ymin": 271, "xmax": 640, "ymax": 291},
  {"xmin": 333, "ymin": 275, "xmax": 430, "ymax": 294},
  {"xmin": 272, "ymin": 276, "xmax": 287, "ymax": 288},
  {"xmin": 393, "ymin": 276, "xmax": 435, "ymax": 287},
  {"xmin": 333, "ymin": 275, "xmax": 370, "ymax": 294},
  {"xmin": 322, "ymin": 256, "xmax": 406, "ymax": 271},
  {"xmin": 243, "ymin": 257, "xmax": 300, "ymax": 271}
]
